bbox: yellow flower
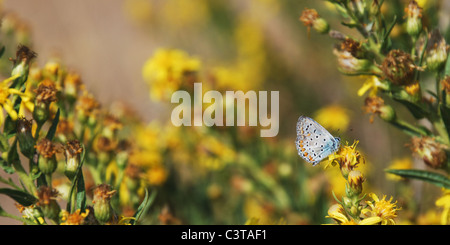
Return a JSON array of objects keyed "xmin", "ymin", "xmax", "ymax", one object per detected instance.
[
  {"xmin": 361, "ymin": 193, "xmax": 400, "ymax": 225},
  {"xmin": 60, "ymin": 209, "xmax": 90, "ymax": 225},
  {"xmin": 386, "ymin": 157, "xmax": 413, "ymax": 181},
  {"xmin": 435, "ymin": 189, "xmax": 450, "ymax": 225},
  {"xmin": 325, "ymin": 140, "xmax": 365, "ymax": 178},
  {"xmin": 357, "ymin": 75, "xmax": 388, "ymax": 97},
  {"xmin": 0, "ymin": 74, "xmax": 33, "ymax": 125},
  {"xmin": 326, "ymin": 203, "xmax": 350, "ymax": 224},
  {"xmin": 142, "ymin": 48, "xmax": 201, "ymax": 102},
  {"xmin": 145, "ymin": 164, "xmax": 168, "ymax": 186},
  {"xmin": 314, "ymin": 105, "xmax": 350, "ymax": 132}
]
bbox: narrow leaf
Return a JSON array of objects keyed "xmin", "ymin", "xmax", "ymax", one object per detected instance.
[
  {"xmin": 444, "ymin": 49, "xmax": 450, "ymax": 76},
  {"xmin": 131, "ymin": 189, "xmax": 157, "ymax": 225},
  {"xmin": 45, "ymin": 108, "xmax": 60, "ymax": 141},
  {"xmin": 0, "ymin": 188, "xmax": 37, "ymax": 206},
  {"xmin": 440, "ymin": 104, "xmax": 450, "ymax": 140},
  {"xmin": 385, "ymin": 169, "xmax": 450, "ymax": 189}
]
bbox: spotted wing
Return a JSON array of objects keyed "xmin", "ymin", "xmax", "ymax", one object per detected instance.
[{"xmin": 295, "ymin": 116, "xmax": 340, "ymax": 166}]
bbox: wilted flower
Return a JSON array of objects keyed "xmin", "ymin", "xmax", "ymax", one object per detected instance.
[
  {"xmin": 36, "ymin": 186, "xmax": 61, "ymax": 221},
  {"xmin": 299, "ymin": 8, "xmax": 329, "ymax": 35},
  {"xmin": 363, "ymin": 96, "xmax": 396, "ymax": 123},
  {"xmin": 92, "ymin": 184, "xmax": 117, "ymax": 224},
  {"xmin": 409, "ymin": 136, "xmax": 448, "ymax": 169},
  {"xmin": 35, "ymin": 138, "xmax": 58, "ymax": 175},
  {"xmin": 64, "ymin": 140, "xmax": 83, "ymax": 180},
  {"xmin": 381, "ymin": 49, "xmax": 417, "ymax": 86}
]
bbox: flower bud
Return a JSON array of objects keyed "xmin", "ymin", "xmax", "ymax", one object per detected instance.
[
  {"xmin": 10, "ymin": 44, "xmax": 36, "ymax": 80},
  {"xmin": 327, "ymin": 203, "xmax": 349, "ymax": 224},
  {"xmin": 410, "ymin": 137, "xmax": 448, "ymax": 169},
  {"xmin": 36, "ymin": 186, "xmax": 61, "ymax": 221},
  {"xmin": 63, "ymin": 72, "xmax": 82, "ymax": 104},
  {"xmin": 381, "ymin": 50, "xmax": 416, "ymax": 86},
  {"xmin": 33, "ymin": 80, "xmax": 57, "ymax": 125},
  {"xmin": 16, "ymin": 117, "xmax": 35, "ymax": 158},
  {"xmin": 405, "ymin": 1, "xmax": 423, "ymax": 37},
  {"xmin": 92, "ymin": 184, "xmax": 117, "ymax": 224},
  {"xmin": 425, "ymin": 30, "xmax": 449, "ymax": 72},
  {"xmin": 64, "ymin": 140, "xmax": 83, "ymax": 180},
  {"xmin": 348, "ymin": 170, "xmax": 365, "ymax": 195},
  {"xmin": 35, "ymin": 138, "xmax": 58, "ymax": 175},
  {"xmin": 299, "ymin": 8, "xmax": 329, "ymax": 35}
]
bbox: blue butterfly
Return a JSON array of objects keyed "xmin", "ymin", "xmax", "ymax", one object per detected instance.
[{"xmin": 295, "ymin": 116, "xmax": 341, "ymax": 166}]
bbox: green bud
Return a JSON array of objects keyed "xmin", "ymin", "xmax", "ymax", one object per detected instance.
[
  {"xmin": 93, "ymin": 184, "xmax": 117, "ymax": 224},
  {"xmin": 32, "ymin": 102, "xmax": 49, "ymax": 126},
  {"xmin": 37, "ymin": 186, "xmax": 61, "ymax": 221},
  {"xmin": 63, "ymin": 140, "xmax": 83, "ymax": 180},
  {"xmin": 425, "ymin": 30, "xmax": 448, "ymax": 72},
  {"xmin": 16, "ymin": 117, "xmax": 35, "ymax": 158},
  {"xmin": 405, "ymin": 1, "xmax": 423, "ymax": 37}
]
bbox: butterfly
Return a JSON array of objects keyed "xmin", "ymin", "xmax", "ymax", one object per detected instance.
[{"xmin": 295, "ymin": 116, "xmax": 341, "ymax": 166}]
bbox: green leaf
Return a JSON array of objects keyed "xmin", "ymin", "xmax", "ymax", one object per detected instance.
[
  {"xmin": 392, "ymin": 97, "xmax": 429, "ymax": 119},
  {"xmin": 67, "ymin": 144, "xmax": 86, "ymax": 212},
  {"xmin": 130, "ymin": 189, "xmax": 157, "ymax": 225},
  {"xmin": 385, "ymin": 169, "xmax": 450, "ymax": 189},
  {"xmin": 444, "ymin": 49, "xmax": 450, "ymax": 76},
  {"xmin": 0, "ymin": 46, "xmax": 5, "ymax": 59},
  {"xmin": 440, "ymin": 104, "xmax": 450, "ymax": 140},
  {"xmin": 0, "ymin": 188, "xmax": 37, "ymax": 206},
  {"xmin": 45, "ymin": 108, "xmax": 60, "ymax": 141}
]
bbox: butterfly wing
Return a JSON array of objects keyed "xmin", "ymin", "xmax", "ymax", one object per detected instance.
[{"xmin": 296, "ymin": 116, "xmax": 340, "ymax": 166}]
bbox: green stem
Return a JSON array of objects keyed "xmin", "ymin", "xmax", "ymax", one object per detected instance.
[
  {"xmin": 390, "ymin": 118, "xmax": 429, "ymax": 137},
  {"xmin": 11, "ymin": 159, "xmax": 36, "ymax": 195},
  {"xmin": 0, "ymin": 209, "xmax": 39, "ymax": 225}
]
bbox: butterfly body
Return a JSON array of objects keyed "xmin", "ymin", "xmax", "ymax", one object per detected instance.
[{"xmin": 295, "ymin": 116, "xmax": 340, "ymax": 166}]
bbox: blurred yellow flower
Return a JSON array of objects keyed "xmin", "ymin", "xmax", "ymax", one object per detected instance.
[
  {"xmin": 123, "ymin": 0, "xmax": 152, "ymax": 23},
  {"xmin": 435, "ymin": 189, "xmax": 450, "ymax": 225},
  {"xmin": 314, "ymin": 105, "xmax": 350, "ymax": 132},
  {"xmin": 386, "ymin": 157, "xmax": 413, "ymax": 181},
  {"xmin": 142, "ymin": 48, "xmax": 201, "ymax": 102},
  {"xmin": 145, "ymin": 164, "xmax": 168, "ymax": 186},
  {"xmin": 161, "ymin": 0, "xmax": 210, "ymax": 29}
]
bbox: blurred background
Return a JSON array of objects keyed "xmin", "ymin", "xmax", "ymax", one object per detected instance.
[{"xmin": 0, "ymin": 0, "xmax": 447, "ymax": 225}]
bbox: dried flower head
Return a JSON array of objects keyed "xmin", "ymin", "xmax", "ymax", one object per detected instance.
[
  {"xmin": 340, "ymin": 38, "xmax": 364, "ymax": 59},
  {"xmin": 11, "ymin": 44, "xmax": 37, "ymax": 66},
  {"xmin": 16, "ymin": 116, "xmax": 33, "ymax": 135},
  {"xmin": 299, "ymin": 8, "xmax": 329, "ymax": 35},
  {"xmin": 34, "ymin": 79, "xmax": 57, "ymax": 104},
  {"xmin": 409, "ymin": 136, "xmax": 448, "ymax": 169},
  {"xmin": 35, "ymin": 138, "xmax": 57, "ymax": 159},
  {"xmin": 64, "ymin": 140, "xmax": 83, "ymax": 179},
  {"xmin": 36, "ymin": 186, "xmax": 60, "ymax": 221},
  {"xmin": 381, "ymin": 49, "xmax": 416, "ymax": 86},
  {"xmin": 442, "ymin": 76, "xmax": 450, "ymax": 95},
  {"xmin": 93, "ymin": 184, "xmax": 117, "ymax": 224},
  {"xmin": 363, "ymin": 96, "xmax": 396, "ymax": 123}
]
